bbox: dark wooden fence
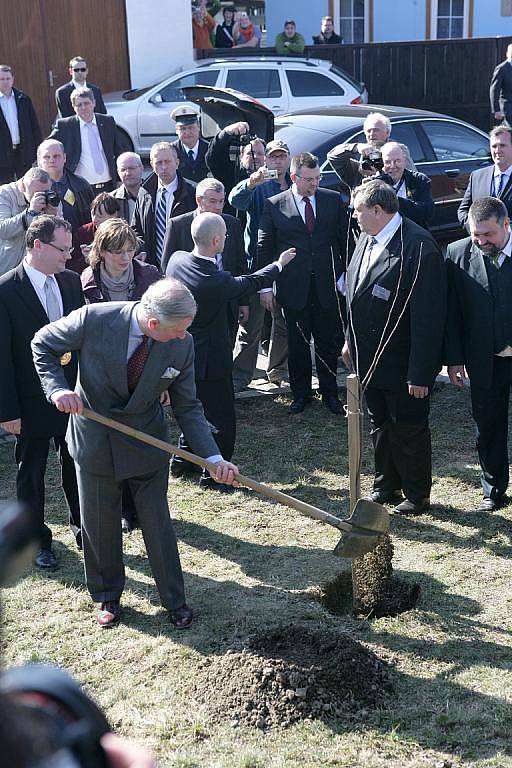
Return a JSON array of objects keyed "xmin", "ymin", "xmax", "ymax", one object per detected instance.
[{"xmin": 198, "ymin": 36, "xmax": 512, "ymax": 132}]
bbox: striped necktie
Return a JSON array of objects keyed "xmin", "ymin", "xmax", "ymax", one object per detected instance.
[{"xmin": 155, "ymin": 188, "xmax": 167, "ymax": 266}]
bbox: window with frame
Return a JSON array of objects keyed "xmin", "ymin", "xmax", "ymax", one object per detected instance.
[
  {"xmin": 435, "ymin": 0, "xmax": 466, "ymax": 39},
  {"xmin": 225, "ymin": 69, "xmax": 282, "ymax": 99},
  {"xmin": 339, "ymin": 0, "xmax": 366, "ymax": 43},
  {"xmin": 286, "ymin": 70, "xmax": 345, "ymax": 98},
  {"xmin": 159, "ymin": 70, "xmax": 219, "ymax": 103}
]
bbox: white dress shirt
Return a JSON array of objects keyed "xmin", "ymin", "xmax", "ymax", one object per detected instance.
[
  {"xmin": 75, "ymin": 116, "xmax": 110, "ymax": 184},
  {"xmin": 156, "ymin": 177, "xmax": 179, "ymax": 219},
  {"xmin": 184, "ymin": 141, "xmax": 199, "ymax": 161},
  {"xmin": 23, "ymin": 261, "xmax": 64, "ymax": 318},
  {"xmin": 0, "ymin": 90, "xmax": 20, "ymax": 145},
  {"xmin": 292, "ymin": 186, "xmax": 317, "ymax": 221},
  {"xmin": 356, "ymin": 212, "xmax": 402, "ymax": 288}
]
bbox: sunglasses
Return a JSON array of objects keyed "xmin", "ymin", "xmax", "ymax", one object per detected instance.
[{"xmin": 72, "ymin": 67, "xmax": 87, "ymax": 72}]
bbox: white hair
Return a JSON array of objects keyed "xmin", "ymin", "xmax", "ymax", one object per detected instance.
[
  {"xmin": 196, "ymin": 177, "xmax": 225, "ymax": 198},
  {"xmin": 37, "ymin": 139, "xmax": 65, "ymax": 164},
  {"xmin": 363, "ymin": 112, "xmax": 391, "ymax": 135},
  {"xmin": 140, "ymin": 278, "xmax": 196, "ymax": 326}
]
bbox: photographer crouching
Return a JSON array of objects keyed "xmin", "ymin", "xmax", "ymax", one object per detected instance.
[{"xmin": 0, "ymin": 501, "xmax": 156, "ymax": 768}]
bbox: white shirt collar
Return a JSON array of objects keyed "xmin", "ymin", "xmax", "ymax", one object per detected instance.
[
  {"xmin": 158, "ymin": 176, "xmax": 178, "ymax": 195},
  {"xmin": 192, "ymin": 247, "xmax": 216, "ymax": 263},
  {"xmin": 72, "ymin": 79, "xmax": 87, "ymax": 90},
  {"xmin": 131, "ymin": 304, "xmax": 145, "ymax": 337},
  {"xmin": 373, "ymin": 212, "xmax": 402, "ymax": 246},
  {"xmin": 79, "ymin": 115, "xmax": 96, "ymax": 128},
  {"xmin": 184, "ymin": 141, "xmax": 199, "ymax": 157},
  {"xmin": 291, "ymin": 184, "xmax": 314, "ymax": 203},
  {"xmin": 0, "ymin": 90, "xmax": 14, "ymax": 100},
  {"xmin": 23, "ymin": 259, "xmax": 56, "ymax": 286},
  {"xmin": 495, "ymin": 164, "xmax": 512, "ymax": 177},
  {"xmin": 501, "ymin": 233, "xmax": 512, "ymax": 258}
]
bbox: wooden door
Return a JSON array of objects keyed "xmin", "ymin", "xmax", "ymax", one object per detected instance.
[{"xmin": 0, "ymin": 0, "xmax": 131, "ymax": 135}]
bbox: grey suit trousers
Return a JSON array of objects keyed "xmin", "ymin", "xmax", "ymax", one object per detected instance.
[{"xmin": 76, "ymin": 463, "xmax": 185, "ymax": 610}]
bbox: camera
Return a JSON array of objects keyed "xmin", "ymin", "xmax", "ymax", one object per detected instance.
[
  {"xmin": 262, "ymin": 168, "xmax": 278, "ymax": 180},
  {"xmin": 43, "ymin": 191, "xmax": 61, "ymax": 208},
  {"xmin": 237, "ymin": 132, "xmax": 257, "ymax": 147},
  {"xmin": 360, "ymin": 149, "xmax": 384, "ymax": 173},
  {"xmin": 0, "ymin": 503, "xmax": 111, "ymax": 767}
]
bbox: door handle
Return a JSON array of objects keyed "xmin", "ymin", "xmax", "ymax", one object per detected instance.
[{"xmin": 444, "ymin": 169, "xmax": 460, "ymax": 177}]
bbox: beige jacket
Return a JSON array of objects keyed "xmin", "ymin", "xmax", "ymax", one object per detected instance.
[{"xmin": 0, "ymin": 181, "xmax": 31, "ymax": 277}]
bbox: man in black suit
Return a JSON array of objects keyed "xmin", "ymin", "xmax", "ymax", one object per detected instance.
[
  {"xmin": 112, "ymin": 151, "xmax": 144, "ymax": 223},
  {"xmin": 0, "ymin": 215, "xmax": 82, "ymax": 569},
  {"xmin": 446, "ymin": 196, "xmax": 512, "ymax": 512},
  {"xmin": 166, "ymin": 212, "xmax": 295, "ymax": 489},
  {"xmin": 490, "ymin": 44, "xmax": 512, "ymax": 127},
  {"xmin": 55, "ymin": 56, "xmax": 107, "ymax": 119},
  {"xmin": 257, "ymin": 152, "xmax": 347, "ymax": 415},
  {"xmin": 133, "ymin": 142, "xmax": 196, "ymax": 269},
  {"xmin": 0, "ymin": 65, "xmax": 42, "ymax": 184},
  {"xmin": 37, "ymin": 139, "xmax": 94, "ymax": 231},
  {"xmin": 344, "ymin": 180, "xmax": 446, "ymax": 515},
  {"xmin": 49, "ymin": 87, "xmax": 122, "ymax": 193},
  {"xmin": 380, "ymin": 142, "xmax": 434, "ymax": 228},
  {"xmin": 170, "ymin": 106, "xmax": 209, "ymax": 186},
  {"xmin": 458, "ymin": 125, "xmax": 512, "ymax": 230},
  {"xmin": 162, "ymin": 177, "xmax": 246, "ymax": 341}
]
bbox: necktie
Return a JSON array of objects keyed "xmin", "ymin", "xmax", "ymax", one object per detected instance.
[
  {"xmin": 302, "ymin": 196, "xmax": 315, "ymax": 234},
  {"xmin": 188, "ymin": 149, "xmax": 195, "ymax": 164},
  {"xmin": 155, "ymin": 188, "xmax": 167, "ymax": 266},
  {"xmin": 496, "ymin": 173, "xmax": 505, "ymax": 197},
  {"xmin": 85, "ymin": 122, "xmax": 105, "ymax": 174},
  {"xmin": 127, "ymin": 335, "xmax": 149, "ymax": 392},
  {"xmin": 357, "ymin": 236, "xmax": 378, "ymax": 288},
  {"xmin": 44, "ymin": 277, "xmax": 61, "ymax": 321}
]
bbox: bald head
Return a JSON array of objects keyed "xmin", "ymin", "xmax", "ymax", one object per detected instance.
[
  {"xmin": 191, "ymin": 212, "xmax": 226, "ymax": 255},
  {"xmin": 37, "ymin": 139, "xmax": 66, "ymax": 180},
  {"xmin": 116, "ymin": 151, "xmax": 144, "ymax": 193}
]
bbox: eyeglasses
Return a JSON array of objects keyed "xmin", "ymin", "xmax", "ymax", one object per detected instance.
[
  {"xmin": 296, "ymin": 174, "xmax": 323, "ymax": 182},
  {"xmin": 72, "ymin": 67, "xmax": 87, "ymax": 73},
  {"xmin": 46, "ymin": 241, "xmax": 74, "ymax": 255}
]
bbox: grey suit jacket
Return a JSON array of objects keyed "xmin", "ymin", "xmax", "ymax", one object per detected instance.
[
  {"xmin": 31, "ymin": 301, "xmax": 219, "ymax": 480},
  {"xmin": 457, "ymin": 164, "xmax": 512, "ymax": 231}
]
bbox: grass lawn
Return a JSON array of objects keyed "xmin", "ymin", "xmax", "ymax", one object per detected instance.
[{"xmin": 1, "ymin": 383, "xmax": 512, "ymax": 767}]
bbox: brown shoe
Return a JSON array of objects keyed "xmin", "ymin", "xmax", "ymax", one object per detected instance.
[
  {"xmin": 169, "ymin": 603, "xmax": 193, "ymax": 630},
  {"xmin": 97, "ymin": 600, "xmax": 120, "ymax": 628}
]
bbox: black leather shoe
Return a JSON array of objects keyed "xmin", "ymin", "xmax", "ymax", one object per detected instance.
[
  {"xmin": 288, "ymin": 396, "xmax": 310, "ymax": 415},
  {"xmin": 199, "ymin": 475, "xmax": 235, "ymax": 493},
  {"xmin": 169, "ymin": 603, "xmax": 193, "ymax": 630},
  {"xmin": 478, "ymin": 496, "xmax": 504, "ymax": 512},
  {"xmin": 75, "ymin": 531, "xmax": 83, "ymax": 551},
  {"xmin": 393, "ymin": 498, "xmax": 430, "ymax": 516},
  {"xmin": 170, "ymin": 460, "xmax": 198, "ymax": 479},
  {"xmin": 322, "ymin": 394, "xmax": 343, "ymax": 415},
  {"xmin": 369, "ymin": 490, "xmax": 403, "ymax": 505},
  {"xmin": 34, "ymin": 548, "xmax": 58, "ymax": 571},
  {"xmin": 97, "ymin": 600, "xmax": 121, "ymax": 628}
]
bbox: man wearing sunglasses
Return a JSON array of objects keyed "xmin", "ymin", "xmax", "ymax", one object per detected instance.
[
  {"xmin": 55, "ymin": 56, "xmax": 107, "ymax": 119},
  {"xmin": 0, "ymin": 215, "xmax": 83, "ymax": 570}
]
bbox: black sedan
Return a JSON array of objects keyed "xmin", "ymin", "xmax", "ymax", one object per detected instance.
[
  {"xmin": 183, "ymin": 87, "xmax": 492, "ymax": 241},
  {"xmin": 274, "ymin": 105, "xmax": 491, "ymax": 241}
]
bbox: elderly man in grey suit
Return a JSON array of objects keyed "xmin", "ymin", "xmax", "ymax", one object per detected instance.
[{"xmin": 32, "ymin": 278, "xmax": 238, "ymax": 629}]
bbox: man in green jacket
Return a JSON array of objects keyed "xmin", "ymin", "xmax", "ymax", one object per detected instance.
[{"xmin": 275, "ymin": 20, "xmax": 305, "ymax": 55}]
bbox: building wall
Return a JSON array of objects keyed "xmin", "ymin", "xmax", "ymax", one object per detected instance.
[
  {"xmin": 374, "ymin": 0, "xmax": 427, "ymax": 41},
  {"xmin": 125, "ymin": 0, "xmax": 194, "ymax": 87},
  {"xmin": 471, "ymin": 0, "xmax": 512, "ymax": 38},
  {"xmin": 266, "ymin": 0, "xmax": 329, "ymax": 49}
]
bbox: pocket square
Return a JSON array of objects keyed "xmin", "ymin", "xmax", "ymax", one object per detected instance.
[{"xmin": 161, "ymin": 366, "xmax": 180, "ymax": 380}]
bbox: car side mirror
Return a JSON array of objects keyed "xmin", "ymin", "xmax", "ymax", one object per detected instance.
[{"xmin": 149, "ymin": 93, "xmax": 163, "ymax": 105}]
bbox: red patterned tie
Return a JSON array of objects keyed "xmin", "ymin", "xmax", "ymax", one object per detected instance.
[
  {"xmin": 303, "ymin": 196, "xmax": 315, "ymax": 234},
  {"xmin": 127, "ymin": 335, "xmax": 149, "ymax": 392}
]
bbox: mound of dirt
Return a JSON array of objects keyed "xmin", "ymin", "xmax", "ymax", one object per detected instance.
[{"xmin": 194, "ymin": 625, "xmax": 392, "ymax": 729}]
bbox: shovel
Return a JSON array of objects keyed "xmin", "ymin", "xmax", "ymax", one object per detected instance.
[{"xmin": 80, "ymin": 407, "xmax": 389, "ymax": 558}]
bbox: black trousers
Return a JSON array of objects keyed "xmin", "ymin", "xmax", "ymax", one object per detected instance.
[
  {"xmin": 0, "ymin": 147, "xmax": 27, "ymax": 184},
  {"xmin": 365, "ymin": 384, "xmax": 432, "ymax": 503},
  {"xmin": 15, "ymin": 434, "xmax": 81, "ymax": 549},
  {"xmin": 283, "ymin": 280, "xmax": 342, "ymax": 399},
  {"xmin": 175, "ymin": 376, "xmax": 236, "ymax": 470},
  {"xmin": 470, "ymin": 355, "xmax": 512, "ymax": 500}
]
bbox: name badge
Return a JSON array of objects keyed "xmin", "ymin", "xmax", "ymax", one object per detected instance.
[
  {"xmin": 372, "ymin": 284, "xmax": 390, "ymax": 301},
  {"xmin": 63, "ymin": 189, "xmax": 76, "ymax": 206}
]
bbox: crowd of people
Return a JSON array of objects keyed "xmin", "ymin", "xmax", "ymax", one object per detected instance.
[
  {"xmin": 191, "ymin": 2, "xmax": 342, "ymax": 52},
  {"xmin": 2, "ymin": 44, "xmax": 512, "ymax": 640}
]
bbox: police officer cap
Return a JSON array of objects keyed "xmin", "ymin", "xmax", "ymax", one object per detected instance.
[{"xmin": 171, "ymin": 106, "xmax": 200, "ymax": 125}]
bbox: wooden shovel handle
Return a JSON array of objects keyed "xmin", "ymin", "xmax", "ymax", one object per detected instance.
[{"xmin": 81, "ymin": 407, "xmax": 351, "ymax": 533}]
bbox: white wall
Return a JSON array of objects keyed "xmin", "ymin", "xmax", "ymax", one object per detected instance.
[{"xmin": 125, "ymin": 0, "xmax": 194, "ymax": 87}]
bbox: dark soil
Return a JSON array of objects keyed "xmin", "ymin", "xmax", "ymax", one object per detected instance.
[
  {"xmin": 320, "ymin": 570, "xmax": 421, "ymax": 618},
  {"xmin": 194, "ymin": 625, "xmax": 392, "ymax": 730}
]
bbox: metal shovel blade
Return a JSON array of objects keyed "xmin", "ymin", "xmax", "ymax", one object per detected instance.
[{"xmin": 332, "ymin": 498, "xmax": 389, "ymax": 558}]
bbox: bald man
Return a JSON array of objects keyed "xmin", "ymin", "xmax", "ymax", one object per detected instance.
[{"xmin": 112, "ymin": 151, "xmax": 144, "ymax": 223}]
